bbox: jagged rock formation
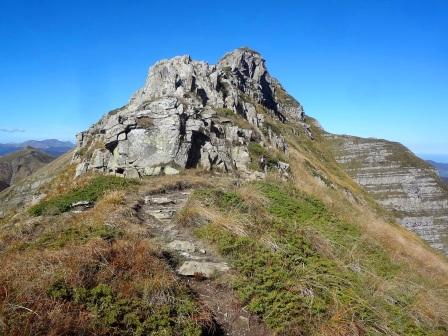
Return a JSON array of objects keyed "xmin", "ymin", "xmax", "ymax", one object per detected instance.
[
  {"xmin": 330, "ymin": 135, "xmax": 448, "ymax": 254},
  {"xmin": 0, "ymin": 147, "xmax": 54, "ymax": 192},
  {"xmin": 73, "ymin": 48, "xmax": 307, "ymax": 178}
]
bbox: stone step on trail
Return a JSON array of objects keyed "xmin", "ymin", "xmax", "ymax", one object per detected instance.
[
  {"xmin": 142, "ymin": 189, "xmax": 229, "ymax": 279},
  {"xmin": 136, "ymin": 187, "xmax": 272, "ymax": 335},
  {"xmin": 146, "ymin": 209, "xmax": 176, "ymax": 220},
  {"xmin": 177, "ymin": 261, "xmax": 230, "ymax": 278}
]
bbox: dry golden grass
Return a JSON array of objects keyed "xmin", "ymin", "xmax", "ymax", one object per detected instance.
[
  {"xmin": 0, "ymin": 178, "xmax": 214, "ymax": 335},
  {"xmin": 175, "ymin": 200, "xmax": 204, "ymax": 227},
  {"xmin": 0, "ymin": 238, "xmax": 187, "ymax": 335}
]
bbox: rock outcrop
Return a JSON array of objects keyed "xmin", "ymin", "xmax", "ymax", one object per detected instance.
[
  {"xmin": 71, "ymin": 48, "xmax": 448, "ymax": 255},
  {"xmin": 73, "ymin": 48, "xmax": 307, "ymax": 178},
  {"xmin": 330, "ymin": 135, "xmax": 448, "ymax": 254}
]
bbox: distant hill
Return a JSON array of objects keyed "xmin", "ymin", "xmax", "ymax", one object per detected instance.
[
  {"xmin": 0, "ymin": 144, "xmax": 20, "ymax": 156},
  {"xmin": 0, "ymin": 139, "xmax": 74, "ymax": 157},
  {"xmin": 0, "ymin": 147, "xmax": 54, "ymax": 191},
  {"xmin": 426, "ymin": 160, "xmax": 448, "ymax": 179}
]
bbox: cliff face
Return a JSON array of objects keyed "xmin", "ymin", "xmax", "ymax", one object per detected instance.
[
  {"xmin": 0, "ymin": 147, "xmax": 54, "ymax": 192},
  {"xmin": 330, "ymin": 135, "xmax": 448, "ymax": 254},
  {"xmin": 73, "ymin": 48, "xmax": 308, "ymax": 179}
]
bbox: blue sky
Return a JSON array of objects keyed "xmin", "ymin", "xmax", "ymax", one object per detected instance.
[{"xmin": 0, "ymin": 0, "xmax": 447, "ymax": 160}]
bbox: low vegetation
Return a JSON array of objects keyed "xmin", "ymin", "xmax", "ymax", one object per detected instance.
[
  {"xmin": 215, "ymin": 107, "xmax": 253, "ymax": 130},
  {"xmin": 29, "ymin": 175, "xmax": 138, "ymax": 216},
  {"xmin": 0, "ymin": 175, "xmax": 214, "ymax": 335},
  {"xmin": 2, "ymin": 163, "xmax": 448, "ymax": 335},
  {"xmin": 188, "ymin": 181, "xmax": 448, "ymax": 335},
  {"xmin": 1, "ymin": 238, "xmax": 210, "ymax": 335},
  {"xmin": 247, "ymin": 142, "xmax": 288, "ymax": 171}
]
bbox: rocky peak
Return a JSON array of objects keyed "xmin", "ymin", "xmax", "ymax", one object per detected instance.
[
  {"xmin": 73, "ymin": 48, "xmax": 309, "ymax": 178},
  {"xmin": 217, "ymin": 48, "xmax": 278, "ymax": 114},
  {"xmin": 218, "ymin": 48, "xmax": 267, "ymax": 83}
]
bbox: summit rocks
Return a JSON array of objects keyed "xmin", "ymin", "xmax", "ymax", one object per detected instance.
[{"xmin": 73, "ymin": 48, "xmax": 307, "ymax": 178}]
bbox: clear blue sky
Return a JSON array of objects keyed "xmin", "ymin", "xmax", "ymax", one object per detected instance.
[{"xmin": 0, "ymin": 0, "xmax": 447, "ymax": 159}]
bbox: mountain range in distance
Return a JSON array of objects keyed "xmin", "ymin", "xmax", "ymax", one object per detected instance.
[
  {"xmin": 426, "ymin": 160, "xmax": 448, "ymax": 183},
  {"xmin": 0, "ymin": 139, "xmax": 74, "ymax": 157}
]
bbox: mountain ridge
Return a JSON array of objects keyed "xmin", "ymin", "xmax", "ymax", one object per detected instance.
[
  {"xmin": 0, "ymin": 147, "xmax": 54, "ymax": 192},
  {"xmin": 1, "ymin": 48, "xmax": 448, "ymax": 335},
  {"xmin": 71, "ymin": 47, "xmax": 448, "ymax": 255},
  {"xmin": 0, "ymin": 139, "xmax": 74, "ymax": 157}
]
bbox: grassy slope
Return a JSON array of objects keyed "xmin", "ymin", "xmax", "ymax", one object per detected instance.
[
  {"xmin": 0, "ymin": 150, "xmax": 74, "ymax": 216},
  {"xmin": 178, "ymin": 108, "xmax": 448, "ymax": 334},
  {"xmin": 186, "ymin": 180, "xmax": 448, "ymax": 335},
  {"xmin": 0, "ymin": 173, "xmax": 215, "ymax": 335},
  {"xmin": 1, "ymin": 102, "xmax": 448, "ymax": 335}
]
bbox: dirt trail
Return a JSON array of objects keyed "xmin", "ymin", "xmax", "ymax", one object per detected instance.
[{"xmin": 136, "ymin": 187, "xmax": 271, "ymax": 336}]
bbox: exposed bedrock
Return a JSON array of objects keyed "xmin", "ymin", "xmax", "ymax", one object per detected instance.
[
  {"xmin": 73, "ymin": 48, "xmax": 310, "ymax": 178},
  {"xmin": 330, "ymin": 135, "xmax": 448, "ymax": 254}
]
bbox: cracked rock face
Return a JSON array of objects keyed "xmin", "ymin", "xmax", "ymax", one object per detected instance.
[
  {"xmin": 73, "ymin": 48, "xmax": 306, "ymax": 178},
  {"xmin": 330, "ymin": 135, "xmax": 448, "ymax": 254}
]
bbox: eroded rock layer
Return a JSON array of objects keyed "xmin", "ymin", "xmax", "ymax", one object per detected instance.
[{"xmin": 330, "ymin": 135, "xmax": 448, "ymax": 254}]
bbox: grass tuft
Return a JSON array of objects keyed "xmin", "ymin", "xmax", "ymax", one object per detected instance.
[
  {"xmin": 29, "ymin": 175, "xmax": 138, "ymax": 216},
  {"xmin": 247, "ymin": 142, "xmax": 288, "ymax": 171}
]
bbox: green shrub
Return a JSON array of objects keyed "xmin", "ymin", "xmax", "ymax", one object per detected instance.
[
  {"xmin": 48, "ymin": 282, "xmax": 203, "ymax": 336},
  {"xmin": 19, "ymin": 225, "xmax": 121, "ymax": 250},
  {"xmin": 29, "ymin": 175, "xmax": 138, "ymax": 216},
  {"xmin": 247, "ymin": 142, "xmax": 287, "ymax": 171},
  {"xmin": 47, "ymin": 279, "xmax": 73, "ymax": 301},
  {"xmin": 194, "ymin": 188, "xmax": 247, "ymax": 212}
]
